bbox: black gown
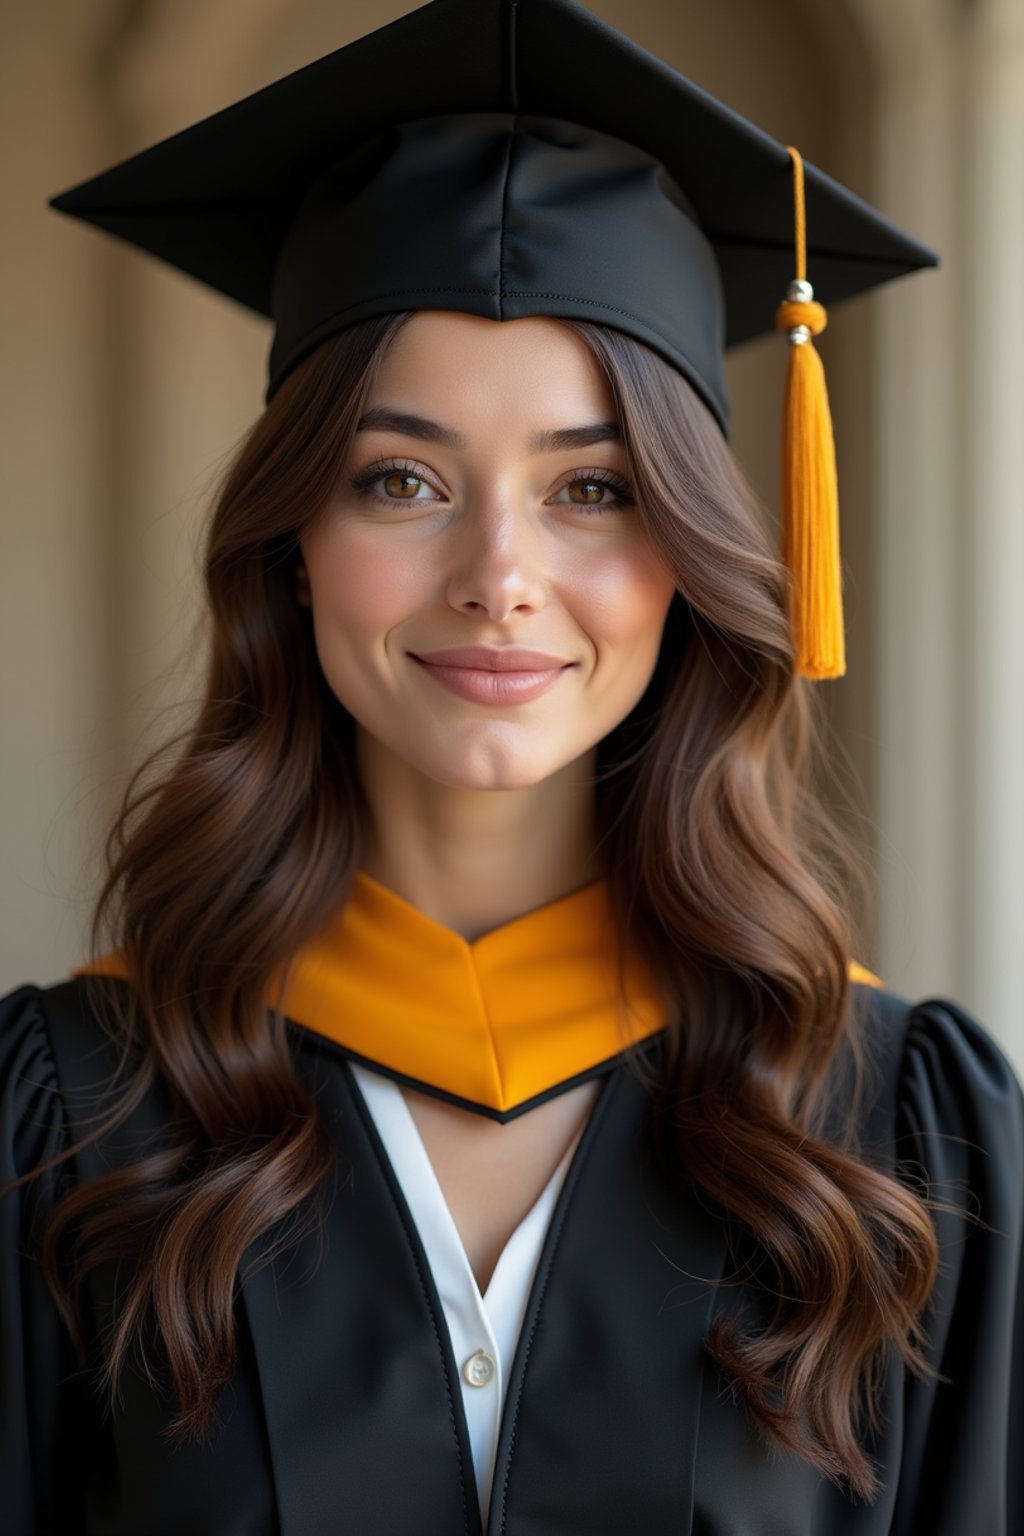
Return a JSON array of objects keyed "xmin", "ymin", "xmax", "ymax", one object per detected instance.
[{"xmin": 1, "ymin": 974, "xmax": 1022, "ymax": 1535}]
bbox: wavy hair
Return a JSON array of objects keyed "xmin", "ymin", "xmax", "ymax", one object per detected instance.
[{"xmin": 3, "ymin": 312, "xmax": 939, "ymax": 1500}]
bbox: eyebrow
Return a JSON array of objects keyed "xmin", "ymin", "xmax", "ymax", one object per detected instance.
[{"xmin": 355, "ymin": 406, "xmax": 622, "ymax": 454}]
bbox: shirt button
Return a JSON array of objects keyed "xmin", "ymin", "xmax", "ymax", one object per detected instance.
[{"xmin": 462, "ymin": 1349, "xmax": 496, "ymax": 1388}]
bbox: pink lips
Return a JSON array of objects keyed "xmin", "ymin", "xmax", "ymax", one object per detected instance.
[{"xmin": 409, "ymin": 646, "xmax": 574, "ymax": 705}]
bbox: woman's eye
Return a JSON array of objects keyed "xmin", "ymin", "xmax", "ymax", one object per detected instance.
[
  {"xmin": 349, "ymin": 460, "xmax": 443, "ymax": 504},
  {"xmin": 551, "ymin": 472, "xmax": 635, "ymax": 511},
  {"xmin": 380, "ymin": 472, "xmax": 432, "ymax": 499}
]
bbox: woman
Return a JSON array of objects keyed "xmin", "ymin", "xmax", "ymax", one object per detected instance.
[{"xmin": 2, "ymin": 0, "xmax": 1022, "ymax": 1532}]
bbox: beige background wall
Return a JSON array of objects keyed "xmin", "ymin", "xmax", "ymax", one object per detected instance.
[{"xmin": 2, "ymin": 0, "xmax": 1022, "ymax": 1075}]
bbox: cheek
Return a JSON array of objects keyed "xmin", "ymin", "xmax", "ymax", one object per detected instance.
[
  {"xmin": 567, "ymin": 542, "xmax": 676, "ymax": 649},
  {"xmin": 301, "ymin": 525, "xmax": 431, "ymax": 639}
]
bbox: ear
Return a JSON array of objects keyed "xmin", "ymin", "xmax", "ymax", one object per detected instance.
[{"xmin": 295, "ymin": 561, "xmax": 312, "ymax": 607}]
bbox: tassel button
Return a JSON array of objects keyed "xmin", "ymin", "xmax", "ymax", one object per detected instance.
[{"xmin": 776, "ymin": 279, "xmax": 827, "ymax": 345}]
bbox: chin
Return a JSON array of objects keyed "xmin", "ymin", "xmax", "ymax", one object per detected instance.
[{"xmin": 420, "ymin": 742, "xmax": 564, "ymax": 792}]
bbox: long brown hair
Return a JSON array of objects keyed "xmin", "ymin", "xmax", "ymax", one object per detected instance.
[{"xmin": 3, "ymin": 312, "xmax": 938, "ymax": 1500}]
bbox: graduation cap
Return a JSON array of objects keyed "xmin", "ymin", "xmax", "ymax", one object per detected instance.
[{"xmin": 48, "ymin": 0, "xmax": 938, "ymax": 680}]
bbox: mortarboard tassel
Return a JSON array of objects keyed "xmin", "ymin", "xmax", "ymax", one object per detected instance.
[{"xmin": 774, "ymin": 146, "xmax": 846, "ymax": 680}]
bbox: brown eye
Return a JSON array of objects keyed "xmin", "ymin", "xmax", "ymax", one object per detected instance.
[
  {"xmin": 383, "ymin": 472, "xmax": 424, "ymax": 499},
  {"xmin": 349, "ymin": 458, "xmax": 444, "ymax": 506},
  {"xmin": 551, "ymin": 472, "xmax": 634, "ymax": 512},
  {"xmin": 568, "ymin": 479, "xmax": 608, "ymax": 504}
]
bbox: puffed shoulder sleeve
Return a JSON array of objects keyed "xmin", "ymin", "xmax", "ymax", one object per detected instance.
[
  {"xmin": 0, "ymin": 984, "xmax": 89, "ymax": 1535},
  {"xmin": 890, "ymin": 997, "xmax": 1024, "ymax": 1536}
]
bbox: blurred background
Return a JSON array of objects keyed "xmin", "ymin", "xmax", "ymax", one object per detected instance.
[{"xmin": 2, "ymin": 0, "xmax": 1022, "ymax": 1073}]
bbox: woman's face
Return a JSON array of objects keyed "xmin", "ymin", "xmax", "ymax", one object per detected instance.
[{"xmin": 297, "ymin": 311, "xmax": 677, "ymax": 791}]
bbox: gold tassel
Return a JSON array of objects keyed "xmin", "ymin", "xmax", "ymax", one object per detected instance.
[{"xmin": 774, "ymin": 147, "xmax": 845, "ymax": 680}]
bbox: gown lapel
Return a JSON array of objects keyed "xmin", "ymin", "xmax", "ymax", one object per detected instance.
[
  {"xmin": 240, "ymin": 1031, "xmax": 483, "ymax": 1536},
  {"xmin": 487, "ymin": 1050, "xmax": 728, "ymax": 1535}
]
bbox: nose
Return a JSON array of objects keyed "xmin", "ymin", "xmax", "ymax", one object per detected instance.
[{"xmin": 445, "ymin": 498, "xmax": 549, "ymax": 623}]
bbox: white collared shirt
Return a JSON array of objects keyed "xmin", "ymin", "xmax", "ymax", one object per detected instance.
[{"xmin": 348, "ymin": 1061, "xmax": 585, "ymax": 1531}]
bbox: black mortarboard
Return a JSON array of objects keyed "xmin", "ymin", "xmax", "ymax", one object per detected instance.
[{"xmin": 48, "ymin": 0, "xmax": 938, "ymax": 678}]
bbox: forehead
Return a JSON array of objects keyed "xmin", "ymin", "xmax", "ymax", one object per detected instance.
[{"xmin": 369, "ymin": 311, "xmax": 617, "ymax": 417}]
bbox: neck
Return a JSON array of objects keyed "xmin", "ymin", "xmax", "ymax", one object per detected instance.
[{"xmin": 355, "ymin": 731, "xmax": 603, "ymax": 941}]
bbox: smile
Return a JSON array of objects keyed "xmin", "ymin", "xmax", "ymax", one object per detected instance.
[{"xmin": 410, "ymin": 657, "xmax": 571, "ymax": 705}]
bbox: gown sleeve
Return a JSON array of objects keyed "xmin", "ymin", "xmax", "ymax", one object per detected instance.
[
  {"xmin": 0, "ymin": 983, "xmax": 90, "ymax": 1535},
  {"xmin": 890, "ymin": 997, "xmax": 1024, "ymax": 1536}
]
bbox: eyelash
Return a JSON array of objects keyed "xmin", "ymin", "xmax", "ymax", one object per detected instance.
[{"xmin": 348, "ymin": 457, "xmax": 636, "ymax": 512}]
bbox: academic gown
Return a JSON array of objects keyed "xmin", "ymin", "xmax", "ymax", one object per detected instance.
[{"xmin": 2, "ymin": 953, "xmax": 1023, "ymax": 1533}]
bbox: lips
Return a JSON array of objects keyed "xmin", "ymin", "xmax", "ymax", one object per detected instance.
[{"xmin": 408, "ymin": 647, "xmax": 574, "ymax": 706}]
